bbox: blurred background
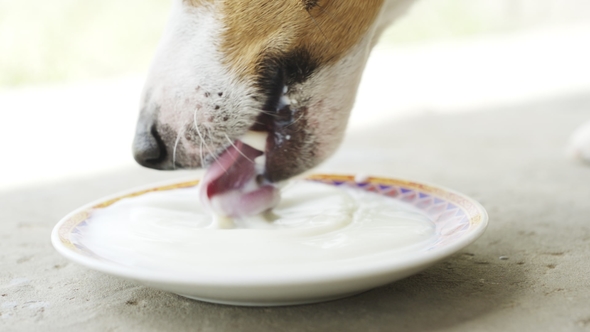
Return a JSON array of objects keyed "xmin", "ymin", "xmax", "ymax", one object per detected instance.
[
  {"xmin": 1, "ymin": 0, "xmax": 590, "ymax": 189},
  {"xmin": 3, "ymin": 0, "xmax": 590, "ymax": 88}
]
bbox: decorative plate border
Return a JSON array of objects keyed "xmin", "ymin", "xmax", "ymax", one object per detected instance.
[
  {"xmin": 57, "ymin": 180, "xmax": 199, "ymax": 253},
  {"xmin": 57, "ymin": 174, "xmax": 486, "ymax": 255},
  {"xmin": 305, "ymin": 174, "xmax": 484, "ymax": 250}
]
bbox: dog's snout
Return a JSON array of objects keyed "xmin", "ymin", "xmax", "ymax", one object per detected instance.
[{"xmin": 132, "ymin": 125, "xmax": 169, "ymax": 169}]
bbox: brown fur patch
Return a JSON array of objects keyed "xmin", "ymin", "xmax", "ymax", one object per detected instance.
[
  {"xmin": 217, "ymin": 0, "xmax": 384, "ymax": 80},
  {"xmin": 185, "ymin": 0, "xmax": 212, "ymax": 6}
]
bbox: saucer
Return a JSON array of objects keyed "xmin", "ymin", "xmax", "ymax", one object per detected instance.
[{"xmin": 52, "ymin": 174, "xmax": 488, "ymax": 306}]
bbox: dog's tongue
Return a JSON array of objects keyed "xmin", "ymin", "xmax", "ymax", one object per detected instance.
[{"xmin": 199, "ymin": 140, "xmax": 280, "ymax": 218}]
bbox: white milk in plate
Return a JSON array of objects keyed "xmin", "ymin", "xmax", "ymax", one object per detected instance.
[{"xmin": 80, "ymin": 181, "xmax": 436, "ymax": 275}]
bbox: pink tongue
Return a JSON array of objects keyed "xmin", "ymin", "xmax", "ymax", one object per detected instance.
[{"xmin": 199, "ymin": 141, "xmax": 280, "ymax": 218}]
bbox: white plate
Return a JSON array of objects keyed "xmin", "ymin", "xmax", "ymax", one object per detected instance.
[{"xmin": 51, "ymin": 174, "xmax": 488, "ymax": 306}]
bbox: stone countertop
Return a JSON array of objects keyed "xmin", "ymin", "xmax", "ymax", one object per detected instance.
[{"xmin": 2, "ymin": 92, "xmax": 590, "ymax": 331}]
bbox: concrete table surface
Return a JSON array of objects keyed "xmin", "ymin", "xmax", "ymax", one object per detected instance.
[{"xmin": 2, "ymin": 92, "xmax": 590, "ymax": 331}]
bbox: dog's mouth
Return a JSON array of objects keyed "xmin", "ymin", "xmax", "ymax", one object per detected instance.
[
  {"xmin": 198, "ymin": 84, "xmax": 311, "ymax": 217},
  {"xmin": 198, "ymin": 136, "xmax": 280, "ymax": 218}
]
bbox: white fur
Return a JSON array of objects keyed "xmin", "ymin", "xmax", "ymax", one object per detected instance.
[
  {"xmin": 280, "ymin": 0, "xmax": 415, "ymax": 160},
  {"xmin": 567, "ymin": 120, "xmax": 590, "ymax": 163},
  {"xmin": 141, "ymin": 0, "xmax": 259, "ymax": 159},
  {"xmin": 135, "ymin": 0, "xmax": 418, "ymax": 176},
  {"xmin": 137, "ymin": 0, "xmax": 590, "ymax": 176},
  {"xmin": 286, "ymin": 27, "xmax": 377, "ymax": 159}
]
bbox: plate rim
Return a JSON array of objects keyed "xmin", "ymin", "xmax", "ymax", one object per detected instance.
[{"xmin": 51, "ymin": 173, "xmax": 488, "ymax": 287}]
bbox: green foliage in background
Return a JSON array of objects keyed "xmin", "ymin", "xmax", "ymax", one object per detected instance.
[
  {"xmin": 0, "ymin": 0, "xmax": 572, "ymax": 88},
  {"xmin": 0, "ymin": 0, "xmax": 170, "ymax": 87}
]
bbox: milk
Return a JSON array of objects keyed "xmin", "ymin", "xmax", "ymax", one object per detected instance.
[{"xmin": 80, "ymin": 182, "xmax": 436, "ymax": 275}]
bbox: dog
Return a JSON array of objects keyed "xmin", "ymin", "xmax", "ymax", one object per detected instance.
[
  {"xmin": 132, "ymin": 0, "xmax": 590, "ymax": 211},
  {"xmin": 133, "ymin": 0, "xmax": 414, "ymax": 175}
]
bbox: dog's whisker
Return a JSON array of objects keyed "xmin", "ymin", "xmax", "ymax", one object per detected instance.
[
  {"xmin": 259, "ymin": 112, "xmax": 279, "ymax": 118},
  {"xmin": 224, "ymin": 134, "xmax": 255, "ymax": 163},
  {"xmin": 191, "ymin": 108, "xmax": 204, "ymax": 167},
  {"xmin": 192, "ymin": 108, "xmax": 208, "ymax": 151},
  {"xmin": 193, "ymin": 108, "xmax": 227, "ymax": 173},
  {"xmin": 284, "ymin": 114, "xmax": 305, "ymax": 129},
  {"xmin": 314, "ymin": 3, "xmax": 344, "ymax": 31},
  {"xmin": 203, "ymin": 126, "xmax": 221, "ymax": 155},
  {"xmin": 172, "ymin": 126, "xmax": 185, "ymax": 169},
  {"xmin": 170, "ymin": 96, "xmax": 184, "ymax": 170},
  {"xmin": 306, "ymin": 11, "xmax": 331, "ymax": 45},
  {"xmin": 205, "ymin": 124, "xmax": 232, "ymax": 173},
  {"xmin": 204, "ymin": 139, "xmax": 227, "ymax": 174},
  {"xmin": 199, "ymin": 138, "xmax": 205, "ymax": 168}
]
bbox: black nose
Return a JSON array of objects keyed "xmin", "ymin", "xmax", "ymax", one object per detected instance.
[{"xmin": 132, "ymin": 125, "xmax": 169, "ymax": 169}]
